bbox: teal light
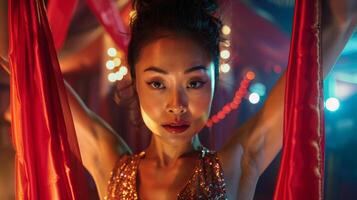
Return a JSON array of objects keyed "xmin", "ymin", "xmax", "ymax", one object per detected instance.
[{"xmin": 249, "ymin": 83, "xmax": 266, "ymax": 96}]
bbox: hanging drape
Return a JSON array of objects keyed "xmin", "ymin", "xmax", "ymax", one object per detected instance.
[
  {"xmin": 85, "ymin": 0, "xmax": 129, "ymax": 52},
  {"xmin": 47, "ymin": 0, "xmax": 78, "ymax": 50},
  {"xmin": 9, "ymin": 0, "xmax": 89, "ymax": 199},
  {"xmin": 274, "ymin": 0, "xmax": 324, "ymax": 199},
  {"xmin": 47, "ymin": 0, "xmax": 129, "ymax": 52}
]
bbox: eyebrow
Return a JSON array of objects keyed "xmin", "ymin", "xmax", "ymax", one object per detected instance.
[{"xmin": 143, "ymin": 65, "xmax": 208, "ymax": 74}]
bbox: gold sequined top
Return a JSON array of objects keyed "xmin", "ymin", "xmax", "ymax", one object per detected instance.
[{"xmin": 105, "ymin": 148, "xmax": 227, "ymax": 199}]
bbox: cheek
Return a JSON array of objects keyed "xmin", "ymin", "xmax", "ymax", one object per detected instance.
[
  {"xmin": 189, "ymin": 93, "xmax": 212, "ymax": 119},
  {"xmin": 136, "ymin": 87, "xmax": 162, "ymax": 120},
  {"xmin": 188, "ymin": 88, "xmax": 213, "ymax": 128}
]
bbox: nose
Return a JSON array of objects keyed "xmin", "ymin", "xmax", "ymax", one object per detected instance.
[
  {"xmin": 166, "ymin": 106, "xmax": 187, "ymax": 115},
  {"xmin": 166, "ymin": 88, "xmax": 188, "ymax": 115}
]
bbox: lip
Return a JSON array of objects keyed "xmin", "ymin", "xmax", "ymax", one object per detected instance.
[{"xmin": 162, "ymin": 121, "xmax": 190, "ymax": 134}]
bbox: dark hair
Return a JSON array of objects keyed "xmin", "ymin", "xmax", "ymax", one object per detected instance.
[
  {"xmin": 127, "ymin": 0, "xmax": 223, "ymax": 80},
  {"xmin": 116, "ymin": 0, "xmax": 222, "ymax": 104}
]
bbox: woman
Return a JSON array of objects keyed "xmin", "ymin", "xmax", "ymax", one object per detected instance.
[{"xmin": 1, "ymin": 0, "xmax": 357, "ymax": 199}]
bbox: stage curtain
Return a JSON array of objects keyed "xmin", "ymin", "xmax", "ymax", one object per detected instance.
[
  {"xmin": 274, "ymin": 0, "xmax": 325, "ymax": 199},
  {"xmin": 8, "ymin": 0, "xmax": 89, "ymax": 199}
]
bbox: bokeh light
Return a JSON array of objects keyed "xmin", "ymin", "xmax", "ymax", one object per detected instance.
[
  {"xmin": 222, "ymin": 25, "xmax": 231, "ymax": 35},
  {"xmin": 107, "ymin": 48, "xmax": 117, "ymax": 57},
  {"xmin": 249, "ymin": 92, "xmax": 260, "ymax": 104},
  {"xmin": 220, "ymin": 50, "xmax": 231, "ymax": 59},
  {"xmin": 113, "ymin": 58, "xmax": 121, "ymax": 66},
  {"xmin": 106, "ymin": 60, "xmax": 115, "ymax": 70},
  {"xmin": 108, "ymin": 73, "xmax": 117, "ymax": 82},
  {"xmin": 220, "ymin": 63, "xmax": 231, "ymax": 73},
  {"xmin": 325, "ymin": 97, "xmax": 340, "ymax": 112}
]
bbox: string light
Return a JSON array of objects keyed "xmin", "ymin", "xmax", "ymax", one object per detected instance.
[
  {"xmin": 220, "ymin": 50, "xmax": 230, "ymax": 59},
  {"xmin": 106, "ymin": 60, "xmax": 115, "ymax": 70},
  {"xmin": 220, "ymin": 63, "xmax": 231, "ymax": 73},
  {"xmin": 206, "ymin": 73, "xmax": 254, "ymax": 128},
  {"xmin": 108, "ymin": 73, "xmax": 117, "ymax": 82},
  {"xmin": 115, "ymin": 71, "xmax": 124, "ymax": 81},
  {"xmin": 107, "ymin": 47, "xmax": 117, "ymax": 57},
  {"xmin": 119, "ymin": 66, "xmax": 128, "ymax": 75},
  {"xmin": 113, "ymin": 58, "xmax": 121, "ymax": 66},
  {"xmin": 222, "ymin": 25, "xmax": 231, "ymax": 35},
  {"xmin": 246, "ymin": 71, "xmax": 256, "ymax": 80}
]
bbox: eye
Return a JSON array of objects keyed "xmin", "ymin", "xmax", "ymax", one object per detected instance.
[
  {"xmin": 187, "ymin": 80, "xmax": 206, "ymax": 89},
  {"xmin": 147, "ymin": 81, "xmax": 165, "ymax": 89}
]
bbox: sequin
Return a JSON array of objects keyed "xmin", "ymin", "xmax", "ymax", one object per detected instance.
[{"xmin": 105, "ymin": 148, "xmax": 227, "ymax": 200}]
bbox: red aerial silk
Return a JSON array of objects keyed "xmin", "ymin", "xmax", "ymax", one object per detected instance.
[
  {"xmin": 85, "ymin": 0, "xmax": 129, "ymax": 52},
  {"xmin": 47, "ymin": 0, "xmax": 78, "ymax": 50},
  {"xmin": 274, "ymin": 0, "xmax": 324, "ymax": 199},
  {"xmin": 8, "ymin": 0, "xmax": 89, "ymax": 199},
  {"xmin": 47, "ymin": 0, "xmax": 129, "ymax": 52}
]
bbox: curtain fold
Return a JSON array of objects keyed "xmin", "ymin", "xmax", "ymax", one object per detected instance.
[
  {"xmin": 47, "ymin": 0, "xmax": 78, "ymax": 50},
  {"xmin": 85, "ymin": 0, "xmax": 129, "ymax": 52},
  {"xmin": 9, "ymin": 0, "xmax": 89, "ymax": 199},
  {"xmin": 274, "ymin": 0, "xmax": 324, "ymax": 199}
]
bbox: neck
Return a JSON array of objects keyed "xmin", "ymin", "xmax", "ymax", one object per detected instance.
[{"xmin": 145, "ymin": 135, "xmax": 202, "ymax": 167}]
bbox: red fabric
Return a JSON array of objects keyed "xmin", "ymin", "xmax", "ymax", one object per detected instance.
[
  {"xmin": 47, "ymin": 0, "xmax": 78, "ymax": 50},
  {"xmin": 8, "ymin": 0, "xmax": 89, "ymax": 199},
  {"xmin": 85, "ymin": 0, "xmax": 129, "ymax": 52},
  {"xmin": 274, "ymin": 0, "xmax": 324, "ymax": 199}
]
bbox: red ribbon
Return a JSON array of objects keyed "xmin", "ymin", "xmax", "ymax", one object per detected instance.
[
  {"xmin": 274, "ymin": 0, "xmax": 325, "ymax": 199},
  {"xmin": 9, "ymin": 0, "xmax": 89, "ymax": 199}
]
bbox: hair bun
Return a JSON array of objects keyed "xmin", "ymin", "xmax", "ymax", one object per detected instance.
[
  {"xmin": 199, "ymin": 0, "xmax": 219, "ymax": 14},
  {"xmin": 133, "ymin": 0, "xmax": 219, "ymax": 15}
]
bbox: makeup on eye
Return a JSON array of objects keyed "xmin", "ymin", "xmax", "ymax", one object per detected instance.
[{"xmin": 145, "ymin": 79, "xmax": 208, "ymax": 90}]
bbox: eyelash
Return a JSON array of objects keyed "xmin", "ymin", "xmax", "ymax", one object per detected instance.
[{"xmin": 146, "ymin": 80, "xmax": 207, "ymax": 90}]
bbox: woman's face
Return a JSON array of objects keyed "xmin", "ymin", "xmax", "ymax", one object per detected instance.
[{"xmin": 135, "ymin": 35, "xmax": 215, "ymax": 146}]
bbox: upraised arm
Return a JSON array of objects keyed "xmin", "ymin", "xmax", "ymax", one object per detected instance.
[
  {"xmin": 1, "ymin": 56, "xmax": 131, "ymax": 197},
  {"xmin": 220, "ymin": 0, "xmax": 357, "ymax": 178}
]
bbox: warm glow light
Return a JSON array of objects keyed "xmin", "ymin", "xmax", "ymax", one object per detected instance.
[
  {"xmin": 108, "ymin": 73, "xmax": 117, "ymax": 82},
  {"xmin": 113, "ymin": 58, "xmax": 121, "ymax": 66},
  {"xmin": 106, "ymin": 60, "xmax": 115, "ymax": 70},
  {"xmin": 129, "ymin": 10, "xmax": 137, "ymax": 19},
  {"xmin": 223, "ymin": 40, "xmax": 231, "ymax": 47},
  {"xmin": 222, "ymin": 25, "xmax": 231, "ymax": 35},
  {"xmin": 246, "ymin": 71, "xmax": 256, "ymax": 80},
  {"xmin": 325, "ymin": 97, "xmax": 340, "ymax": 112},
  {"xmin": 119, "ymin": 66, "xmax": 128, "ymax": 75},
  {"xmin": 249, "ymin": 92, "xmax": 260, "ymax": 104},
  {"xmin": 115, "ymin": 71, "xmax": 124, "ymax": 81},
  {"xmin": 220, "ymin": 50, "xmax": 230, "ymax": 59},
  {"xmin": 107, "ymin": 48, "xmax": 117, "ymax": 57},
  {"xmin": 220, "ymin": 63, "xmax": 231, "ymax": 73}
]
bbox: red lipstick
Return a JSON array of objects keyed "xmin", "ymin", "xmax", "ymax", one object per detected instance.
[{"xmin": 162, "ymin": 121, "xmax": 190, "ymax": 134}]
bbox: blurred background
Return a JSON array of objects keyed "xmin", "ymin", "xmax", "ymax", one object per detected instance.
[{"xmin": 0, "ymin": 0, "xmax": 356, "ymax": 199}]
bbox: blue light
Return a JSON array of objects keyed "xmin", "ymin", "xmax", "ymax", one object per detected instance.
[{"xmin": 249, "ymin": 83, "xmax": 266, "ymax": 96}]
